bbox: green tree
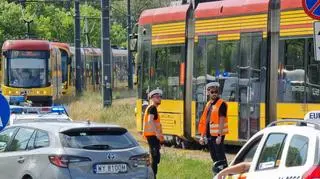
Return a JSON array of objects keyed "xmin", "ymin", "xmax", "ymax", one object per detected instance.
[
  {"xmin": 0, "ymin": 1, "xmax": 25, "ymax": 45},
  {"xmin": 26, "ymin": 4, "xmax": 74, "ymax": 43},
  {"xmin": 111, "ymin": 22, "xmax": 127, "ymax": 48},
  {"xmin": 0, "ymin": 0, "xmax": 171, "ymax": 47}
]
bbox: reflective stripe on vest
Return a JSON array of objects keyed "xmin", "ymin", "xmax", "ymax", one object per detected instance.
[
  {"xmin": 143, "ymin": 105, "xmax": 162, "ymax": 137},
  {"xmin": 209, "ymin": 99, "xmax": 228, "ymax": 136},
  {"xmin": 197, "ymin": 99, "xmax": 229, "ymax": 137}
]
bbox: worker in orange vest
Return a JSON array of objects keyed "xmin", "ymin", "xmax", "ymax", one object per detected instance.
[
  {"xmin": 198, "ymin": 82, "xmax": 228, "ymax": 168},
  {"xmin": 143, "ymin": 88, "xmax": 164, "ymax": 178}
]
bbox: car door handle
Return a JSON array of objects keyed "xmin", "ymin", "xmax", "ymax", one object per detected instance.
[{"xmin": 17, "ymin": 157, "xmax": 25, "ymax": 164}]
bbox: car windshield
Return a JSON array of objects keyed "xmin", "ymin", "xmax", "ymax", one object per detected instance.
[
  {"xmin": 8, "ymin": 55, "xmax": 47, "ymax": 88},
  {"xmin": 60, "ymin": 128, "xmax": 138, "ymax": 150}
]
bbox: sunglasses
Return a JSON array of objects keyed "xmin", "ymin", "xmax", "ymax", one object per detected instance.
[
  {"xmin": 152, "ymin": 95, "xmax": 162, "ymax": 98},
  {"xmin": 208, "ymin": 90, "xmax": 218, "ymax": 94}
]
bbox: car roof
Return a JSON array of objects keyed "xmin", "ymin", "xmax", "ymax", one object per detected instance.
[
  {"xmin": 252, "ymin": 120, "xmax": 320, "ymax": 139},
  {"xmin": 9, "ymin": 121, "xmax": 122, "ymax": 133}
]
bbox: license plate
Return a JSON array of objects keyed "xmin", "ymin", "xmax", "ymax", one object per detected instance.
[{"xmin": 94, "ymin": 164, "xmax": 127, "ymax": 174}]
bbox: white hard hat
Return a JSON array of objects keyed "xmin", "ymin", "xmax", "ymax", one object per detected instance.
[
  {"xmin": 148, "ymin": 88, "xmax": 163, "ymax": 99},
  {"xmin": 206, "ymin": 82, "xmax": 220, "ymax": 90}
]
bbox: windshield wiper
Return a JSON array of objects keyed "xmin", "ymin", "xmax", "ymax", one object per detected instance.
[{"xmin": 82, "ymin": 144, "xmax": 112, "ymax": 150}]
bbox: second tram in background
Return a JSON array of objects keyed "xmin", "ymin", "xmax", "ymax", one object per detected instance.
[
  {"xmin": 51, "ymin": 42, "xmax": 75, "ymax": 96},
  {"xmin": 1, "ymin": 40, "xmax": 63, "ymax": 105},
  {"xmin": 70, "ymin": 47, "xmax": 129, "ymax": 91}
]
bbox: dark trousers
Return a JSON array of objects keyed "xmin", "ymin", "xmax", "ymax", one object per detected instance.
[
  {"xmin": 207, "ymin": 135, "xmax": 227, "ymax": 163},
  {"xmin": 146, "ymin": 136, "xmax": 161, "ymax": 178}
]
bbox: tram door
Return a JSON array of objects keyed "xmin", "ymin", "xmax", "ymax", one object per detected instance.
[
  {"xmin": 194, "ymin": 36, "xmax": 217, "ymax": 135},
  {"xmin": 137, "ymin": 24, "xmax": 152, "ymax": 132},
  {"xmin": 239, "ymin": 32, "xmax": 263, "ymax": 140}
]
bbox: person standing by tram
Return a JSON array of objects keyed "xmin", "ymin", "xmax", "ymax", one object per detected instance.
[
  {"xmin": 198, "ymin": 82, "xmax": 229, "ymax": 172},
  {"xmin": 143, "ymin": 88, "xmax": 164, "ymax": 179}
]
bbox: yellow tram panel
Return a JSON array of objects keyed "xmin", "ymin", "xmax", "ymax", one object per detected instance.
[{"xmin": 157, "ymin": 100, "xmax": 184, "ymax": 137}]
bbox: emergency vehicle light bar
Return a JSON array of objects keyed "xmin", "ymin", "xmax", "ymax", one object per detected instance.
[
  {"xmin": 10, "ymin": 106, "xmax": 68, "ymax": 115},
  {"xmin": 267, "ymin": 119, "xmax": 320, "ymax": 130},
  {"xmin": 9, "ymin": 96, "xmax": 25, "ymax": 104},
  {"xmin": 51, "ymin": 106, "xmax": 66, "ymax": 114}
]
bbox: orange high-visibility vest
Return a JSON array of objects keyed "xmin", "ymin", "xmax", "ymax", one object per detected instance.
[
  {"xmin": 198, "ymin": 99, "xmax": 229, "ymax": 137},
  {"xmin": 143, "ymin": 105, "xmax": 163, "ymax": 138}
]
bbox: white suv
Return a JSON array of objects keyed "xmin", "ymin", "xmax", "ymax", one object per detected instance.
[{"xmin": 218, "ymin": 111, "xmax": 320, "ymax": 179}]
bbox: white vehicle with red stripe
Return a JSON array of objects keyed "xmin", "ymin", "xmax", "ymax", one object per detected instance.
[{"xmin": 217, "ymin": 111, "xmax": 320, "ymax": 179}]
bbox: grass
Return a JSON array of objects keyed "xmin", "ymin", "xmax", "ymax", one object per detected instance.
[
  {"xmin": 67, "ymin": 91, "xmax": 136, "ymax": 128},
  {"xmin": 158, "ymin": 153, "xmax": 212, "ymax": 179},
  {"xmin": 67, "ymin": 90, "xmax": 213, "ymax": 179}
]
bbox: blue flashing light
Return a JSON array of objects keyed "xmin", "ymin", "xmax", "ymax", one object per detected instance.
[
  {"xmin": 10, "ymin": 106, "xmax": 23, "ymax": 114},
  {"xmin": 215, "ymin": 71, "xmax": 220, "ymax": 77},
  {"xmin": 51, "ymin": 106, "xmax": 66, "ymax": 114},
  {"xmin": 223, "ymin": 72, "xmax": 229, "ymax": 77},
  {"xmin": 9, "ymin": 96, "xmax": 25, "ymax": 104}
]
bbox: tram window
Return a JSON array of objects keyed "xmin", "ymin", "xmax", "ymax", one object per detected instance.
[
  {"xmin": 218, "ymin": 41, "xmax": 239, "ymax": 102},
  {"xmin": 194, "ymin": 39, "xmax": 207, "ymax": 128},
  {"xmin": 207, "ymin": 38, "xmax": 217, "ymax": 76},
  {"xmin": 307, "ymin": 39, "xmax": 320, "ymax": 103},
  {"xmin": 260, "ymin": 40, "xmax": 267, "ymax": 102},
  {"xmin": 153, "ymin": 47, "xmax": 168, "ymax": 98},
  {"xmin": 250, "ymin": 34, "xmax": 262, "ymax": 103},
  {"xmin": 194, "ymin": 39, "xmax": 206, "ymax": 78},
  {"xmin": 239, "ymin": 32, "xmax": 263, "ymax": 104},
  {"xmin": 141, "ymin": 45, "xmax": 150, "ymax": 100},
  {"xmin": 278, "ymin": 39, "xmax": 305, "ymax": 103},
  {"xmin": 167, "ymin": 46, "xmax": 184, "ymax": 100}
]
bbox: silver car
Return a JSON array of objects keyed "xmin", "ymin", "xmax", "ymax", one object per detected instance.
[{"xmin": 0, "ymin": 122, "xmax": 153, "ymax": 179}]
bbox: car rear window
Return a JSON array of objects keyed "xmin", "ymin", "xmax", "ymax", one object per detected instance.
[{"xmin": 60, "ymin": 127, "xmax": 138, "ymax": 150}]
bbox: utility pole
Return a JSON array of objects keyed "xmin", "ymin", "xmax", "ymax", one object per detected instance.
[
  {"xmin": 101, "ymin": 0, "xmax": 112, "ymax": 107},
  {"xmin": 266, "ymin": 0, "xmax": 280, "ymax": 124},
  {"xmin": 74, "ymin": 0, "xmax": 82, "ymax": 94},
  {"xmin": 127, "ymin": 0, "xmax": 133, "ymax": 89}
]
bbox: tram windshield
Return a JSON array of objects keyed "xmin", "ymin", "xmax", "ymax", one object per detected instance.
[{"xmin": 7, "ymin": 51, "xmax": 48, "ymax": 88}]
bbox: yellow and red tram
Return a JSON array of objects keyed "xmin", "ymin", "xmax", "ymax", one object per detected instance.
[
  {"xmin": 1, "ymin": 40, "xmax": 62, "ymax": 106},
  {"xmin": 135, "ymin": 0, "xmax": 320, "ymax": 145}
]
